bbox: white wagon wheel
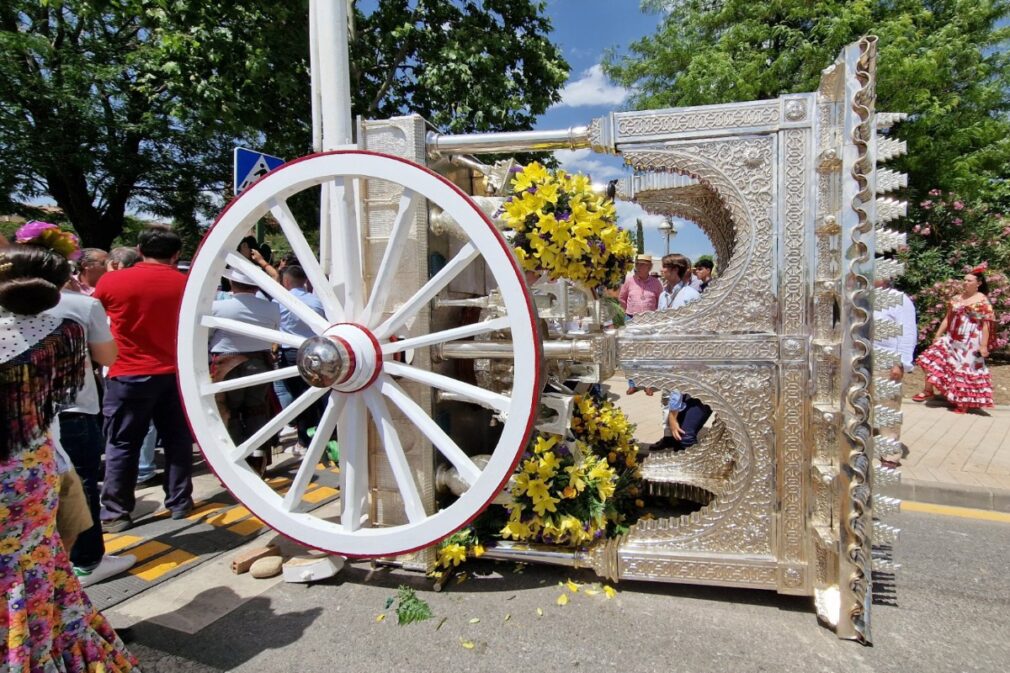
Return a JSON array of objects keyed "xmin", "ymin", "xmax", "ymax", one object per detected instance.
[{"xmin": 177, "ymin": 150, "xmax": 542, "ymax": 558}]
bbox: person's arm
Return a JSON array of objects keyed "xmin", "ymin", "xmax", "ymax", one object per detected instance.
[
  {"xmin": 981, "ymin": 304, "xmax": 992, "ymax": 358},
  {"xmin": 86, "ymin": 298, "xmax": 117, "ymax": 366},
  {"xmin": 667, "ymin": 411, "xmax": 683, "ymax": 440},
  {"xmin": 666, "ymin": 391, "xmax": 686, "ymax": 440},
  {"xmin": 89, "ymin": 340, "xmax": 117, "ymax": 367},
  {"xmin": 249, "ymin": 248, "xmax": 280, "ymax": 281}
]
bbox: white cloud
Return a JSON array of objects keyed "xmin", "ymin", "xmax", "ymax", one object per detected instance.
[
  {"xmin": 615, "ymin": 200, "xmax": 671, "ymax": 231},
  {"xmin": 555, "ymin": 64, "xmax": 629, "ymax": 108},
  {"xmin": 553, "ymin": 148, "xmax": 627, "ymax": 182}
]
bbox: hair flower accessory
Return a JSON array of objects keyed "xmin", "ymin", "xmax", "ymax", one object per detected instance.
[
  {"xmin": 15, "ymin": 220, "xmax": 81, "ymax": 260},
  {"xmin": 971, "ymin": 261, "xmax": 989, "ymax": 275}
]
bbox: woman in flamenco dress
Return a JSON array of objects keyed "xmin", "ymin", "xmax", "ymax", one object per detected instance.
[
  {"xmin": 913, "ymin": 263, "xmax": 996, "ymax": 413},
  {"xmin": 1, "ymin": 240, "xmax": 138, "ymax": 672}
]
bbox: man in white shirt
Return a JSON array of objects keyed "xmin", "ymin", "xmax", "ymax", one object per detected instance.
[
  {"xmin": 48, "ymin": 289, "xmax": 136, "ymax": 586},
  {"xmin": 658, "ymin": 253, "xmax": 701, "ymax": 310},
  {"xmin": 211, "ymin": 271, "xmax": 282, "ymax": 474},
  {"xmin": 873, "ymin": 277, "xmax": 917, "ymax": 466}
]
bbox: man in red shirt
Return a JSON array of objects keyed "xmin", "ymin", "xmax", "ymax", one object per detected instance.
[{"xmin": 94, "ymin": 226, "xmax": 193, "ymax": 531}]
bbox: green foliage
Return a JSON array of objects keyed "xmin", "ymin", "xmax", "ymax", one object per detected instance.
[
  {"xmin": 911, "ymin": 271, "xmax": 1010, "ymax": 355},
  {"xmin": 391, "ymin": 585, "xmax": 433, "ymax": 626},
  {"xmin": 604, "ymin": 0, "xmax": 1010, "ymax": 202},
  {"xmin": 352, "ymin": 0, "xmax": 568, "ymax": 134},
  {"xmin": 635, "ymin": 219, "xmax": 645, "ymax": 254},
  {"xmin": 897, "ymin": 189, "xmax": 1010, "ymax": 350},
  {"xmin": 0, "ymin": 1, "xmax": 568, "ymax": 248}
]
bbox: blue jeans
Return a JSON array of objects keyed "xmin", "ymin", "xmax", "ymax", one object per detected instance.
[
  {"xmin": 666, "ymin": 396, "xmax": 713, "ymax": 448},
  {"xmin": 138, "ymin": 424, "xmax": 157, "ymax": 481},
  {"xmin": 58, "ymin": 413, "xmax": 105, "ymax": 568},
  {"xmin": 279, "ymin": 349, "xmax": 326, "ymax": 446}
]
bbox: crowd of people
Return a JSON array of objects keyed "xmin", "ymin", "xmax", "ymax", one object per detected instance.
[
  {"xmin": 0, "ymin": 213, "xmax": 1001, "ymax": 670},
  {"xmin": 0, "ymin": 222, "xmax": 331, "ymax": 671},
  {"xmin": 618, "ymin": 252, "xmax": 714, "ymax": 452}
]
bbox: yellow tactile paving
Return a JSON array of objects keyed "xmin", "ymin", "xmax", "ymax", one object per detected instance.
[
  {"xmin": 266, "ymin": 476, "xmax": 292, "ymax": 489},
  {"xmin": 902, "ymin": 500, "xmax": 1010, "ymax": 524},
  {"xmin": 130, "ymin": 549, "xmax": 198, "ymax": 581},
  {"xmin": 227, "ymin": 517, "xmax": 266, "ymax": 536},
  {"xmin": 126, "ymin": 540, "xmax": 172, "ymax": 563},
  {"xmin": 186, "ymin": 502, "xmax": 228, "ymax": 521},
  {"xmin": 302, "ymin": 486, "xmax": 339, "ymax": 504},
  {"xmin": 104, "ymin": 534, "xmax": 144, "ymax": 554},
  {"xmin": 205, "ymin": 505, "xmax": 251, "ymax": 527}
]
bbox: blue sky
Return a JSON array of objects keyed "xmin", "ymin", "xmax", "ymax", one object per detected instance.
[{"xmin": 536, "ymin": 0, "xmax": 715, "ymax": 263}]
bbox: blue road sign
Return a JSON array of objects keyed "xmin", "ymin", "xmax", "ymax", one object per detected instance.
[{"xmin": 233, "ymin": 148, "xmax": 285, "ymax": 195}]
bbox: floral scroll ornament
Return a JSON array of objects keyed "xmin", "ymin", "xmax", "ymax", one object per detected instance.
[{"xmin": 14, "ymin": 221, "xmax": 82, "ymax": 261}]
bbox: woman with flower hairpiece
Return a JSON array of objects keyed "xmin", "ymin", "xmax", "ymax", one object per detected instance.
[
  {"xmin": 913, "ymin": 262, "xmax": 996, "ymax": 413},
  {"xmin": 0, "ymin": 243, "xmax": 138, "ymax": 671}
]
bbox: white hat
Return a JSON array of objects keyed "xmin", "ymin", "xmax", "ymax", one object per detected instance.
[
  {"xmin": 635, "ymin": 254, "xmax": 653, "ymax": 265},
  {"xmin": 229, "ymin": 269, "xmax": 256, "ymax": 286}
]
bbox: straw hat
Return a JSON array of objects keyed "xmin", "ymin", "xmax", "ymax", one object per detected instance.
[{"xmin": 635, "ymin": 254, "xmax": 653, "ymax": 265}]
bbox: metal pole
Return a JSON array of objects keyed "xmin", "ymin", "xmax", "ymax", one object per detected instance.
[
  {"xmin": 312, "ymin": 0, "xmax": 355, "ymax": 279},
  {"xmin": 314, "ymin": 0, "xmax": 353, "ymax": 149},
  {"xmin": 427, "ymin": 126, "xmax": 593, "ymax": 156}
]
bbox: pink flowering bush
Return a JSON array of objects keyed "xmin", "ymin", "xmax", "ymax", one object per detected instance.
[
  {"xmin": 898, "ymin": 189, "xmax": 1009, "ymax": 355},
  {"xmin": 910, "ymin": 270, "xmax": 1010, "ymax": 357}
]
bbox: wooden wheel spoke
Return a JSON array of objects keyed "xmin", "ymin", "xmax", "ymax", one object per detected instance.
[
  {"xmin": 231, "ymin": 386, "xmax": 329, "ymax": 461},
  {"xmin": 380, "ymin": 376, "xmax": 481, "ymax": 487},
  {"xmin": 338, "ymin": 396, "xmax": 369, "ymax": 532},
  {"xmin": 361, "ymin": 189, "xmax": 419, "ymax": 327},
  {"xmin": 225, "ymin": 252, "xmax": 329, "ymax": 334},
  {"xmin": 363, "ymin": 389, "xmax": 427, "ymax": 524},
  {"xmin": 201, "ymin": 365, "xmax": 300, "ymax": 396},
  {"xmin": 380, "ymin": 316, "xmax": 509, "ymax": 355},
  {"xmin": 269, "ymin": 198, "xmax": 345, "ymax": 323},
  {"xmin": 282, "ymin": 392, "xmax": 345, "ymax": 512},
  {"xmin": 374, "ymin": 242, "xmax": 480, "ymax": 340},
  {"xmin": 200, "ymin": 315, "xmax": 304, "ymax": 350},
  {"xmin": 329, "ymin": 177, "xmax": 364, "ymax": 317},
  {"xmin": 383, "ymin": 360, "xmax": 509, "ymax": 413}
]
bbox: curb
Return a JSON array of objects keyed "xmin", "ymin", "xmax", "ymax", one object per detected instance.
[{"xmin": 892, "ymin": 479, "xmax": 1010, "ymax": 514}]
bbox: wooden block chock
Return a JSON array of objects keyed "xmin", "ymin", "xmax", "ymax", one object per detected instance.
[{"xmin": 231, "ymin": 545, "xmax": 281, "ymax": 575}]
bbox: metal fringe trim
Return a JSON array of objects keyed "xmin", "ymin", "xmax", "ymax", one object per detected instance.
[{"xmin": 841, "ymin": 35, "xmax": 878, "ymax": 644}]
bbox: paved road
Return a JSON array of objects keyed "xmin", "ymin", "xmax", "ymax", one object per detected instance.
[{"xmin": 114, "ymin": 508, "xmax": 1010, "ymax": 673}]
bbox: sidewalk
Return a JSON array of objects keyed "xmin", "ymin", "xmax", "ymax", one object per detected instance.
[
  {"xmin": 894, "ymin": 400, "xmax": 1010, "ymax": 512},
  {"xmin": 607, "ymin": 379, "xmax": 1010, "ymax": 512}
]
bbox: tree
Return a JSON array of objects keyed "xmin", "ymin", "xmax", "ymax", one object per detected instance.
[
  {"xmin": 0, "ymin": 1, "xmax": 568, "ymax": 249},
  {"xmin": 636, "ymin": 218, "xmax": 645, "ymax": 254},
  {"xmin": 603, "ymin": 0, "xmax": 1010, "ymax": 202}
]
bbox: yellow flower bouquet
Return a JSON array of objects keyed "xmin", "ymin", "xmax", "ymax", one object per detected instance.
[{"xmin": 500, "ymin": 163, "xmax": 636, "ymax": 291}]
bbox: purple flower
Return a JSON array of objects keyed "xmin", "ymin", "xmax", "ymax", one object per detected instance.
[
  {"xmin": 953, "ymin": 201, "xmax": 965, "ymax": 210},
  {"xmin": 509, "ymin": 165, "xmax": 523, "ymax": 173},
  {"xmin": 921, "ymin": 226, "xmax": 931, "ymax": 236},
  {"xmin": 14, "ymin": 220, "xmax": 57, "ymax": 242},
  {"xmin": 920, "ymin": 200, "xmax": 933, "ymax": 209}
]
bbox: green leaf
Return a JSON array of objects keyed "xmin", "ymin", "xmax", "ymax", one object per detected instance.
[{"xmin": 394, "ymin": 585, "xmax": 433, "ymax": 626}]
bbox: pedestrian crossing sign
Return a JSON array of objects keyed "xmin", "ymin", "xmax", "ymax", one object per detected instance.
[{"xmin": 233, "ymin": 147, "xmax": 285, "ymax": 195}]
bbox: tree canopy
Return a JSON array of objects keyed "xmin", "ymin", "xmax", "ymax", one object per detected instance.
[
  {"xmin": 604, "ymin": 0, "xmax": 1010, "ymax": 201},
  {"xmin": 0, "ymin": 0, "xmax": 568, "ymax": 249}
]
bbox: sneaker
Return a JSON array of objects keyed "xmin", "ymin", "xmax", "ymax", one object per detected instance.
[
  {"xmin": 101, "ymin": 516, "xmax": 133, "ymax": 534},
  {"xmin": 75, "ymin": 554, "xmax": 137, "ymax": 587}
]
